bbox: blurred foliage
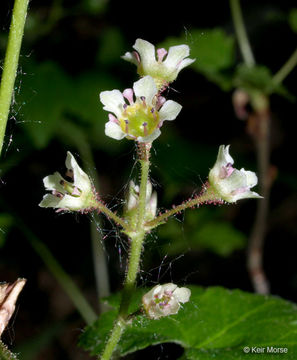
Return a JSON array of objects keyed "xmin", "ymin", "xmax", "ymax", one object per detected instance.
[
  {"xmin": 289, "ymin": 8, "xmax": 297, "ymax": 33},
  {"xmin": 161, "ymin": 28, "xmax": 293, "ymax": 99},
  {"xmin": 17, "ymin": 59, "xmax": 121, "ymax": 150},
  {"xmin": 0, "ymin": 341, "xmax": 18, "ymax": 360},
  {"xmin": 0, "ymin": 213, "xmax": 13, "ymax": 248},
  {"xmin": 234, "ymin": 64, "xmax": 293, "ymax": 99},
  {"xmin": 160, "ymin": 29, "xmax": 235, "ymax": 90},
  {"xmin": 80, "ymin": 286, "xmax": 297, "ymax": 359},
  {"xmin": 158, "ymin": 209, "xmax": 246, "ymax": 257}
]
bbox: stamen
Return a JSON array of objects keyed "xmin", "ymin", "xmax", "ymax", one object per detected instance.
[
  {"xmin": 156, "ymin": 96, "xmax": 166, "ymax": 110},
  {"xmin": 71, "ymin": 187, "xmax": 81, "ymax": 196},
  {"xmin": 123, "ymin": 103, "xmax": 128, "ymax": 115},
  {"xmin": 123, "ymin": 88, "xmax": 134, "ymax": 105},
  {"xmin": 219, "ymin": 164, "xmax": 235, "ymax": 179},
  {"xmin": 65, "ymin": 169, "xmax": 73, "ymax": 179},
  {"xmin": 143, "ymin": 122, "xmax": 148, "ymax": 136},
  {"xmin": 52, "ymin": 190, "xmax": 64, "ymax": 198},
  {"xmin": 125, "ymin": 119, "xmax": 129, "ymax": 133},
  {"xmin": 140, "ymin": 96, "xmax": 146, "ymax": 107},
  {"xmin": 151, "ymin": 108, "xmax": 157, "ymax": 121},
  {"xmin": 133, "ymin": 50, "xmax": 141, "ymax": 64},
  {"xmin": 157, "ymin": 48, "xmax": 167, "ymax": 62}
]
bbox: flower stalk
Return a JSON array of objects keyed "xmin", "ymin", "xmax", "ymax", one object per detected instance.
[
  {"xmin": 101, "ymin": 143, "xmax": 151, "ymax": 359},
  {"xmin": 0, "ymin": 0, "xmax": 29, "ymax": 156}
]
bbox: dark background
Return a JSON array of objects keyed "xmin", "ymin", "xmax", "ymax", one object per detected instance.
[{"xmin": 0, "ymin": 0, "xmax": 296, "ymax": 358}]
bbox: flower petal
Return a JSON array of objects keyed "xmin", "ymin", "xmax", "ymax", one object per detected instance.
[
  {"xmin": 43, "ymin": 172, "xmax": 66, "ymax": 193},
  {"xmin": 105, "ymin": 121, "xmax": 126, "ymax": 140},
  {"xmin": 121, "ymin": 51, "xmax": 138, "ymax": 66},
  {"xmin": 39, "ymin": 194, "xmax": 62, "ymax": 208},
  {"xmin": 137, "ymin": 128, "xmax": 161, "ymax": 143},
  {"xmin": 133, "ymin": 39, "xmax": 157, "ymax": 69},
  {"xmin": 133, "ymin": 76, "xmax": 157, "ymax": 105},
  {"xmin": 240, "ymin": 168, "xmax": 258, "ymax": 188},
  {"xmin": 65, "ymin": 152, "xmax": 92, "ymax": 193},
  {"xmin": 57, "ymin": 194, "xmax": 87, "ymax": 211},
  {"xmin": 162, "ymin": 283, "xmax": 177, "ymax": 293},
  {"xmin": 232, "ymin": 190, "xmax": 262, "ymax": 202},
  {"xmin": 173, "ymin": 287, "xmax": 191, "ymax": 303},
  {"xmin": 178, "ymin": 57, "xmax": 196, "ymax": 71},
  {"xmin": 163, "ymin": 45, "xmax": 190, "ymax": 68},
  {"xmin": 159, "ymin": 100, "xmax": 182, "ymax": 121},
  {"xmin": 100, "ymin": 90, "xmax": 125, "ymax": 118}
]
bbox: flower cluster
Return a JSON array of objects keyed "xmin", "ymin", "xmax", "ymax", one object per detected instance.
[
  {"xmin": 208, "ymin": 145, "xmax": 262, "ymax": 203},
  {"xmin": 39, "ymin": 152, "xmax": 96, "ymax": 211},
  {"xmin": 100, "ymin": 39, "xmax": 194, "ymax": 144},
  {"xmin": 142, "ymin": 283, "xmax": 191, "ymax": 319}
]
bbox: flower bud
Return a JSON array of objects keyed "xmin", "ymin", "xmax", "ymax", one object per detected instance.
[
  {"xmin": 142, "ymin": 283, "xmax": 191, "ymax": 320},
  {"xmin": 39, "ymin": 152, "xmax": 96, "ymax": 211},
  {"xmin": 208, "ymin": 145, "xmax": 262, "ymax": 203},
  {"xmin": 124, "ymin": 180, "xmax": 157, "ymax": 229}
]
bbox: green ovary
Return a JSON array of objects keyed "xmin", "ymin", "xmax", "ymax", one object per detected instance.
[{"xmin": 119, "ymin": 104, "xmax": 159, "ymax": 139}]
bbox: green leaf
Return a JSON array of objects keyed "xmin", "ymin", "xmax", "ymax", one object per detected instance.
[
  {"xmin": 159, "ymin": 209, "xmax": 246, "ymax": 257},
  {"xmin": 161, "ymin": 29, "xmax": 235, "ymax": 90},
  {"xmin": 289, "ymin": 8, "xmax": 297, "ymax": 33},
  {"xmin": 0, "ymin": 341, "xmax": 18, "ymax": 360},
  {"xmin": 96, "ymin": 28, "xmax": 125, "ymax": 65},
  {"xmin": 18, "ymin": 61, "xmax": 73, "ymax": 149},
  {"xmin": 234, "ymin": 64, "xmax": 294, "ymax": 99},
  {"xmin": 80, "ymin": 286, "xmax": 297, "ymax": 359},
  {"xmin": 17, "ymin": 60, "xmax": 120, "ymax": 149}
]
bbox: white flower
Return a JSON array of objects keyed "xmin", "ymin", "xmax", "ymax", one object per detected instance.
[
  {"xmin": 122, "ymin": 39, "xmax": 195, "ymax": 89},
  {"xmin": 124, "ymin": 180, "xmax": 157, "ymax": 229},
  {"xmin": 100, "ymin": 75, "xmax": 182, "ymax": 143},
  {"xmin": 142, "ymin": 283, "xmax": 191, "ymax": 320},
  {"xmin": 208, "ymin": 145, "xmax": 262, "ymax": 203},
  {"xmin": 39, "ymin": 152, "xmax": 96, "ymax": 211}
]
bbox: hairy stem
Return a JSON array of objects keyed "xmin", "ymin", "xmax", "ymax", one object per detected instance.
[
  {"xmin": 0, "ymin": 0, "xmax": 29, "ymax": 155},
  {"xmin": 94, "ymin": 200, "xmax": 130, "ymax": 231},
  {"xmin": 230, "ymin": 0, "xmax": 255, "ymax": 67},
  {"xmin": 273, "ymin": 47, "xmax": 297, "ymax": 85},
  {"xmin": 146, "ymin": 191, "xmax": 217, "ymax": 229},
  {"xmin": 101, "ymin": 319, "xmax": 125, "ymax": 360},
  {"xmin": 100, "ymin": 143, "xmax": 151, "ymax": 360}
]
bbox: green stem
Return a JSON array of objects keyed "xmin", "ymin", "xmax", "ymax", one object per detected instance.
[
  {"xmin": 146, "ymin": 191, "xmax": 216, "ymax": 229},
  {"xmin": 94, "ymin": 200, "xmax": 130, "ymax": 231},
  {"xmin": 0, "ymin": 0, "xmax": 29, "ymax": 155},
  {"xmin": 100, "ymin": 319, "xmax": 125, "ymax": 360},
  {"xmin": 100, "ymin": 143, "xmax": 151, "ymax": 360},
  {"xmin": 230, "ymin": 0, "xmax": 255, "ymax": 67},
  {"xmin": 20, "ymin": 223, "xmax": 97, "ymax": 324},
  {"xmin": 273, "ymin": 47, "xmax": 297, "ymax": 84}
]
